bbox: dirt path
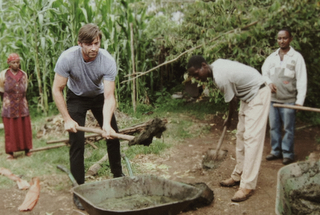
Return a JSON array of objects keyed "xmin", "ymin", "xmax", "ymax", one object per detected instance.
[{"xmin": 1, "ymin": 119, "xmax": 319, "ymax": 215}]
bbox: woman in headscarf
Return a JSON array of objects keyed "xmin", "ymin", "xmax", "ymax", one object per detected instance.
[{"xmin": 0, "ymin": 53, "xmax": 33, "ymax": 160}]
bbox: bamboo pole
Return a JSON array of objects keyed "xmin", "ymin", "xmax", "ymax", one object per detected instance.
[
  {"xmin": 47, "ymin": 134, "xmax": 99, "ymax": 144},
  {"xmin": 30, "ymin": 143, "xmax": 67, "ymax": 152},
  {"xmin": 273, "ymin": 104, "xmax": 320, "ymax": 113},
  {"xmin": 122, "ymin": 21, "xmax": 258, "ymax": 83},
  {"xmin": 130, "ymin": 23, "xmax": 136, "ymax": 113}
]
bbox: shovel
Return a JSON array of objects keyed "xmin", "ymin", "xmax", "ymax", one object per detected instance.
[
  {"xmin": 202, "ymin": 126, "xmax": 228, "ymax": 169},
  {"xmin": 75, "ymin": 117, "xmax": 166, "ymax": 146},
  {"xmin": 212, "ymin": 125, "xmax": 227, "ymax": 160}
]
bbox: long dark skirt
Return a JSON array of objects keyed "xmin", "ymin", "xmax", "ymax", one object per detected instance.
[{"xmin": 3, "ymin": 116, "xmax": 33, "ymax": 154}]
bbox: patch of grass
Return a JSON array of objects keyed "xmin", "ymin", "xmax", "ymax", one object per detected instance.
[{"xmin": 125, "ymin": 140, "xmax": 170, "ymax": 158}]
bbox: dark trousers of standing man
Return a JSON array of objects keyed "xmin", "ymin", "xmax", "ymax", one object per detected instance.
[{"xmin": 66, "ymin": 90, "xmax": 122, "ymax": 185}]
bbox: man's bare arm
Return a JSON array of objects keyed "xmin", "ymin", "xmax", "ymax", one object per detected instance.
[
  {"xmin": 223, "ymin": 97, "xmax": 238, "ymax": 128},
  {"xmin": 102, "ymin": 80, "xmax": 117, "ymax": 138},
  {"xmin": 52, "ymin": 73, "xmax": 78, "ymax": 132}
]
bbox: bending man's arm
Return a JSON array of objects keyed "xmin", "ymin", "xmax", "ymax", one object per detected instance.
[
  {"xmin": 52, "ymin": 73, "xmax": 78, "ymax": 133},
  {"xmin": 223, "ymin": 97, "xmax": 238, "ymax": 128},
  {"xmin": 102, "ymin": 80, "xmax": 117, "ymax": 139}
]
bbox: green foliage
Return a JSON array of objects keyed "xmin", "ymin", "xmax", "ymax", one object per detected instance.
[
  {"xmin": 147, "ymin": 0, "xmax": 320, "ymax": 111},
  {"xmin": 0, "ymin": 0, "xmax": 157, "ymax": 114},
  {"xmin": 126, "ymin": 140, "xmax": 169, "ymax": 158},
  {"xmin": 136, "ymin": 103, "xmax": 155, "ymax": 114},
  {"xmin": 1, "ymin": 0, "xmax": 320, "ymax": 121}
]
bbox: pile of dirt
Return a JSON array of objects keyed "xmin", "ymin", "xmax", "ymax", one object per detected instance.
[
  {"xmin": 128, "ymin": 117, "xmax": 167, "ymax": 146},
  {"xmin": 36, "ymin": 111, "xmax": 99, "ymax": 139}
]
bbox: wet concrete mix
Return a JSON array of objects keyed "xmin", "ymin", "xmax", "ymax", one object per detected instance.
[{"xmin": 288, "ymin": 163, "xmax": 320, "ymax": 215}]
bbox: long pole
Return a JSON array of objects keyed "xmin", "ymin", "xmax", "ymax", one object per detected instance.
[
  {"xmin": 130, "ymin": 23, "xmax": 136, "ymax": 113},
  {"xmin": 273, "ymin": 104, "xmax": 320, "ymax": 113}
]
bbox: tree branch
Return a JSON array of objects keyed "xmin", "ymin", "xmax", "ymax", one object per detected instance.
[{"xmin": 121, "ymin": 21, "xmax": 258, "ymax": 83}]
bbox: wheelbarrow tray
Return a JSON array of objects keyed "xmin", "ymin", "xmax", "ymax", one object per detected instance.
[
  {"xmin": 73, "ymin": 174, "xmax": 202, "ymax": 215},
  {"xmin": 276, "ymin": 160, "xmax": 320, "ymax": 215}
]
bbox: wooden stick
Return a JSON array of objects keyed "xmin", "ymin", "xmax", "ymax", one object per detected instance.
[
  {"xmin": 273, "ymin": 104, "xmax": 320, "ymax": 113},
  {"xmin": 76, "ymin": 126, "xmax": 135, "ymax": 141},
  {"xmin": 46, "ymin": 120, "xmax": 156, "ymax": 144},
  {"xmin": 87, "ymin": 153, "xmax": 109, "ymax": 176},
  {"xmin": 296, "ymin": 124, "xmax": 315, "ymax": 131},
  {"xmin": 86, "ymin": 141, "xmax": 98, "ymax": 149},
  {"xmin": 47, "ymin": 134, "xmax": 99, "ymax": 144},
  {"xmin": 30, "ymin": 143, "xmax": 67, "ymax": 152},
  {"xmin": 130, "ymin": 22, "xmax": 137, "ymax": 113}
]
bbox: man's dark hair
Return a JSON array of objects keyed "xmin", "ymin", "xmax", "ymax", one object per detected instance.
[
  {"xmin": 78, "ymin": 23, "xmax": 102, "ymax": 44},
  {"xmin": 279, "ymin": 27, "xmax": 292, "ymax": 37},
  {"xmin": 187, "ymin": 55, "xmax": 207, "ymax": 69}
]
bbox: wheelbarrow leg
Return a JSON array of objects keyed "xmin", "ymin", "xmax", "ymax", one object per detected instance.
[
  {"xmin": 121, "ymin": 153, "xmax": 134, "ymax": 177},
  {"xmin": 57, "ymin": 165, "xmax": 84, "ymax": 210}
]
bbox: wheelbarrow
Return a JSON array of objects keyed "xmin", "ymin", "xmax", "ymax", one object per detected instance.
[
  {"xmin": 57, "ymin": 159, "xmax": 202, "ymax": 215},
  {"xmin": 276, "ymin": 160, "xmax": 320, "ymax": 215}
]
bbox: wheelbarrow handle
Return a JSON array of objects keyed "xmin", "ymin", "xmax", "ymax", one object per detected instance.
[
  {"xmin": 76, "ymin": 126, "xmax": 135, "ymax": 141},
  {"xmin": 57, "ymin": 165, "xmax": 79, "ymax": 187}
]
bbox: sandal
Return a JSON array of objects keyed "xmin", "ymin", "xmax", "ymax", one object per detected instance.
[
  {"xmin": 25, "ymin": 152, "xmax": 32, "ymax": 157},
  {"xmin": 6, "ymin": 155, "xmax": 14, "ymax": 160}
]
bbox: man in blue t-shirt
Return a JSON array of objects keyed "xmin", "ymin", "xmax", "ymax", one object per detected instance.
[{"xmin": 52, "ymin": 23, "xmax": 123, "ymax": 210}]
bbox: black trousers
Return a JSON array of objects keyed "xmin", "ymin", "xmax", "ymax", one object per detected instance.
[{"xmin": 67, "ymin": 90, "xmax": 122, "ymax": 184}]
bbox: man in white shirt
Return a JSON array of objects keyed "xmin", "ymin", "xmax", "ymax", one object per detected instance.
[
  {"xmin": 262, "ymin": 27, "xmax": 307, "ymax": 165},
  {"xmin": 188, "ymin": 56, "xmax": 271, "ymax": 202}
]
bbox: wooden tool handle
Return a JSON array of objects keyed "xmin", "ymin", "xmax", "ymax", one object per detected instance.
[
  {"xmin": 215, "ymin": 126, "xmax": 227, "ymax": 158},
  {"xmin": 76, "ymin": 126, "xmax": 134, "ymax": 141},
  {"xmin": 273, "ymin": 104, "xmax": 320, "ymax": 113}
]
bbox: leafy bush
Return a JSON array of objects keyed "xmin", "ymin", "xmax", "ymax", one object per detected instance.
[{"xmin": 147, "ymin": 0, "xmax": 320, "ymax": 111}]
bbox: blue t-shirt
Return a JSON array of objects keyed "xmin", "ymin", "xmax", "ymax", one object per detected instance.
[{"xmin": 54, "ymin": 46, "xmax": 117, "ymax": 97}]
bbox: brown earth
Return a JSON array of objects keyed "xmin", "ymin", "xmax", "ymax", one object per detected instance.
[{"xmin": 0, "ymin": 115, "xmax": 320, "ymax": 215}]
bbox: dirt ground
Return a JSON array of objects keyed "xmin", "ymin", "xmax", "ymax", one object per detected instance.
[{"xmin": 1, "ymin": 115, "xmax": 320, "ymax": 215}]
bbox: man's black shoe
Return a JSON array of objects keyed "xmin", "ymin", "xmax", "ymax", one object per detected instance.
[
  {"xmin": 283, "ymin": 158, "xmax": 294, "ymax": 165},
  {"xmin": 73, "ymin": 194, "xmax": 85, "ymax": 210},
  {"xmin": 266, "ymin": 154, "xmax": 282, "ymax": 161},
  {"xmin": 113, "ymin": 173, "xmax": 125, "ymax": 178}
]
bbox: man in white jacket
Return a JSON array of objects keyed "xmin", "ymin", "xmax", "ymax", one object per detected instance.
[{"xmin": 262, "ymin": 27, "xmax": 307, "ymax": 165}]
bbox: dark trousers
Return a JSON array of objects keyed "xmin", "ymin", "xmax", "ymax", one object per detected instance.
[{"xmin": 67, "ymin": 90, "xmax": 122, "ymax": 184}]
